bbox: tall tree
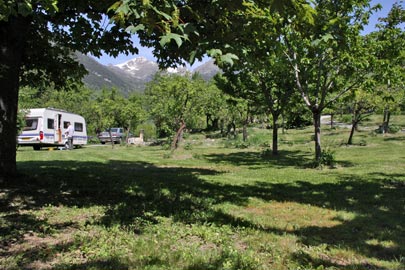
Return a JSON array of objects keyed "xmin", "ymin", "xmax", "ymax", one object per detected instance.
[
  {"xmin": 218, "ymin": 51, "xmax": 297, "ymax": 155},
  {"xmin": 274, "ymin": 0, "xmax": 378, "ymax": 161},
  {"xmin": 144, "ymin": 73, "xmax": 204, "ymax": 149},
  {"xmin": 0, "ymin": 0, "xmax": 138, "ymax": 178},
  {"xmin": 367, "ymin": 2, "xmax": 405, "ymax": 133},
  {"xmin": 345, "ymin": 88, "xmax": 376, "ymax": 145}
]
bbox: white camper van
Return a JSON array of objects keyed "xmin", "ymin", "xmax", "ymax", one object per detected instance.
[{"xmin": 18, "ymin": 108, "xmax": 87, "ymax": 150}]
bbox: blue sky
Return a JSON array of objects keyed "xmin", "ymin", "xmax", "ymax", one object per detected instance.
[{"xmin": 95, "ymin": 0, "xmax": 401, "ymax": 67}]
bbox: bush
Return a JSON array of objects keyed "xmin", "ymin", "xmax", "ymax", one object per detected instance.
[
  {"xmin": 183, "ymin": 142, "xmax": 193, "ymax": 150},
  {"xmin": 388, "ymin": 125, "xmax": 401, "ymax": 134},
  {"xmin": 235, "ymin": 141, "xmax": 250, "ymax": 149},
  {"xmin": 375, "ymin": 124, "xmax": 401, "ymax": 134},
  {"xmin": 337, "ymin": 114, "xmax": 352, "ymax": 123},
  {"xmin": 248, "ymin": 132, "xmax": 270, "ymax": 146},
  {"xmin": 285, "ymin": 110, "xmax": 312, "ymax": 128},
  {"xmin": 87, "ymin": 136, "xmax": 100, "ymax": 145},
  {"xmin": 313, "ymin": 148, "xmax": 336, "ymax": 168},
  {"xmin": 223, "ymin": 137, "xmax": 250, "ymax": 149},
  {"xmin": 321, "ymin": 149, "xmax": 336, "ymax": 166},
  {"xmin": 134, "ymin": 122, "xmax": 157, "ymax": 141}
]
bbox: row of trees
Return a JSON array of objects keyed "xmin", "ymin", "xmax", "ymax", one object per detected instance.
[
  {"xmin": 214, "ymin": 1, "xmax": 404, "ymax": 160},
  {"xmin": 1, "ymin": 0, "xmax": 403, "ymax": 179},
  {"xmin": 18, "ymin": 57, "xmax": 403, "ymax": 153},
  {"xmin": 17, "ymin": 73, "xmax": 254, "ymax": 146}
]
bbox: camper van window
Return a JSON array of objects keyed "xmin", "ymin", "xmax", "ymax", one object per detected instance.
[
  {"xmin": 74, "ymin": 122, "xmax": 83, "ymax": 132},
  {"xmin": 63, "ymin": 121, "xmax": 69, "ymax": 129},
  {"xmin": 23, "ymin": 118, "xmax": 38, "ymax": 131},
  {"xmin": 47, "ymin": 118, "xmax": 54, "ymax": 129}
]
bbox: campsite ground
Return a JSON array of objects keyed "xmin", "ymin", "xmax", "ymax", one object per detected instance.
[{"xmin": 1, "ymin": 115, "xmax": 404, "ymax": 270}]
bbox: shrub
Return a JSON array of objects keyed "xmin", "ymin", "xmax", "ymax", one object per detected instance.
[
  {"xmin": 87, "ymin": 136, "xmax": 100, "ymax": 145},
  {"xmin": 388, "ymin": 125, "xmax": 401, "ymax": 134},
  {"xmin": 359, "ymin": 139, "xmax": 367, "ymax": 146},
  {"xmin": 184, "ymin": 142, "xmax": 193, "ymax": 150},
  {"xmin": 235, "ymin": 141, "xmax": 250, "ymax": 149},
  {"xmin": 313, "ymin": 148, "xmax": 336, "ymax": 168},
  {"xmin": 338, "ymin": 114, "xmax": 352, "ymax": 123},
  {"xmin": 135, "ymin": 122, "xmax": 157, "ymax": 141},
  {"xmin": 375, "ymin": 124, "xmax": 401, "ymax": 134}
]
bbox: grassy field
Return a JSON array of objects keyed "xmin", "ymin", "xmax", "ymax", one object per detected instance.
[{"xmin": 1, "ymin": 118, "xmax": 404, "ymax": 270}]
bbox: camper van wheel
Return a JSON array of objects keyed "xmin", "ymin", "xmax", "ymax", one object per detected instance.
[{"xmin": 33, "ymin": 145, "xmax": 41, "ymax": 151}]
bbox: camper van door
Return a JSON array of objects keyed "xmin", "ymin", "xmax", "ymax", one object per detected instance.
[{"xmin": 54, "ymin": 113, "xmax": 62, "ymax": 143}]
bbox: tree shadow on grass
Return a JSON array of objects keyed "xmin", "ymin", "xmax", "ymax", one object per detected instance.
[
  {"xmin": 383, "ymin": 135, "xmax": 405, "ymax": 142},
  {"xmin": 1, "ymin": 159, "xmax": 403, "ymax": 269},
  {"xmin": 204, "ymin": 149, "xmax": 355, "ymax": 169},
  {"xmin": 203, "ymin": 149, "xmax": 314, "ymax": 169},
  {"xmin": 2, "ymin": 160, "xmax": 257, "ymax": 269},
  {"xmin": 252, "ymin": 172, "xmax": 404, "ymax": 266},
  {"xmin": 53, "ymin": 257, "xmax": 130, "ymax": 270}
]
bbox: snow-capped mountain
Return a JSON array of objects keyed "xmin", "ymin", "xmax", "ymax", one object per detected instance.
[
  {"xmin": 77, "ymin": 54, "xmax": 221, "ymax": 96},
  {"xmin": 114, "ymin": 57, "xmax": 190, "ymax": 78},
  {"xmin": 114, "ymin": 57, "xmax": 159, "ymax": 80}
]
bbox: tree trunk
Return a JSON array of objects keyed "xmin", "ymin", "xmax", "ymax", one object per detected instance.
[
  {"xmin": 272, "ymin": 116, "xmax": 279, "ymax": 155},
  {"xmin": 232, "ymin": 122, "xmax": 237, "ymax": 139},
  {"xmin": 281, "ymin": 114, "xmax": 285, "ymax": 134},
  {"xmin": 382, "ymin": 109, "xmax": 390, "ymax": 134},
  {"xmin": 385, "ymin": 110, "xmax": 391, "ymax": 133},
  {"xmin": 206, "ymin": 114, "xmax": 211, "ymax": 130},
  {"xmin": 125, "ymin": 122, "xmax": 131, "ymax": 146},
  {"xmin": 171, "ymin": 120, "xmax": 186, "ymax": 150},
  {"xmin": 313, "ymin": 111, "xmax": 322, "ymax": 161},
  {"xmin": 242, "ymin": 116, "xmax": 248, "ymax": 142},
  {"xmin": 242, "ymin": 124, "xmax": 247, "ymax": 142},
  {"xmin": 227, "ymin": 122, "xmax": 237, "ymax": 139},
  {"xmin": 348, "ymin": 121, "xmax": 357, "ymax": 145},
  {"xmin": 212, "ymin": 118, "xmax": 219, "ymax": 131},
  {"xmin": 347, "ymin": 106, "xmax": 357, "ymax": 145},
  {"xmin": 0, "ymin": 16, "xmax": 30, "ymax": 181}
]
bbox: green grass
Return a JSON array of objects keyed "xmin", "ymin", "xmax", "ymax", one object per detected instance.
[{"xmin": 1, "ymin": 121, "xmax": 404, "ymax": 270}]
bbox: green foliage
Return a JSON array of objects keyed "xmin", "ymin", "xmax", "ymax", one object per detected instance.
[
  {"xmin": 388, "ymin": 125, "xmax": 401, "ymax": 134},
  {"xmin": 183, "ymin": 142, "xmax": 193, "ymax": 150},
  {"xmin": 313, "ymin": 148, "xmax": 336, "ymax": 168},
  {"xmin": 92, "ymin": 89, "xmax": 144, "ymax": 134},
  {"xmin": 16, "ymin": 110, "xmax": 28, "ymax": 137},
  {"xmin": 338, "ymin": 114, "xmax": 353, "ymax": 123},
  {"xmin": 145, "ymin": 73, "xmax": 222, "ymax": 137},
  {"xmin": 284, "ymin": 107, "xmax": 312, "ymax": 128},
  {"xmin": 0, "ymin": 0, "xmax": 58, "ymax": 21},
  {"xmin": 134, "ymin": 122, "xmax": 157, "ymax": 141}
]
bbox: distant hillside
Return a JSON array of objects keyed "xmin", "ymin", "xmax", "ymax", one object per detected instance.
[
  {"xmin": 193, "ymin": 59, "xmax": 221, "ymax": 81},
  {"xmin": 76, "ymin": 53, "xmax": 221, "ymax": 96},
  {"xmin": 75, "ymin": 53, "xmax": 144, "ymax": 96}
]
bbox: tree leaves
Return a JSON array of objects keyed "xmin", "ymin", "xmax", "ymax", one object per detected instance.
[
  {"xmin": 1, "ymin": 0, "xmax": 59, "ymax": 21},
  {"xmin": 159, "ymin": 33, "xmax": 185, "ymax": 47},
  {"xmin": 207, "ymin": 49, "xmax": 239, "ymax": 66}
]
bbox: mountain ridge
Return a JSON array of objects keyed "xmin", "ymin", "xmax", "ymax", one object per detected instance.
[{"xmin": 77, "ymin": 53, "xmax": 220, "ymax": 96}]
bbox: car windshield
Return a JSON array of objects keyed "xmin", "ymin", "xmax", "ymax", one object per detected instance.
[{"xmin": 110, "ymin": 128, "xmax": 119, "ymax": 132}]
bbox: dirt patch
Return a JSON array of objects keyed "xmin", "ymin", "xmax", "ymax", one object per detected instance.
[{"xmin": 2, "ymin": 229, "xmax": 79, "ymax": 270}]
